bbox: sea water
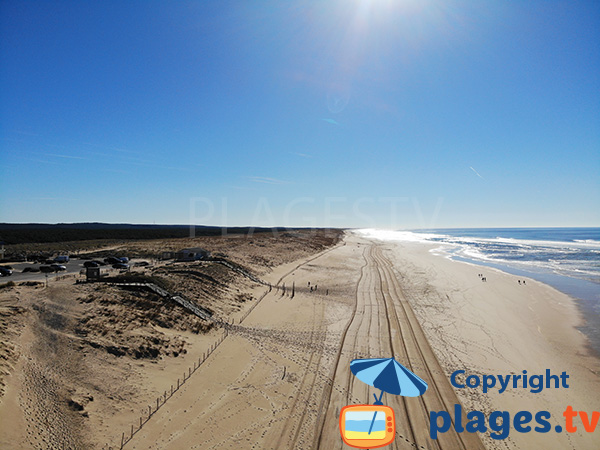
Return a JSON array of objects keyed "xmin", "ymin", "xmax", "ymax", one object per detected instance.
[
  {"xmin": 344, "ymin": 410, "xmax": 387, "ymax": 439},
  {"xmin": 357, "ymin": 228, "xmax": 600, "ymax": 355}
]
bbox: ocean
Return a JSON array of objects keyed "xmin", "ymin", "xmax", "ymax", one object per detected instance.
[{"xmin": 358, "ymin": 227, "xmax": 600, "ymax": 354}]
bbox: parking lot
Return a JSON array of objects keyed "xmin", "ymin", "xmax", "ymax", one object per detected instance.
[
  {"xmin": 0, "ymin": 258, "xmax": 148, "ymax": 283},
  {"xmin": 0, "ymin": 260, "xmax": 85, "ymax": 282}
]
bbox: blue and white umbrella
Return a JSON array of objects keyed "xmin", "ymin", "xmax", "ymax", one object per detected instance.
[{"xmin": 350, "ymin": 357, "xmax": 428, "ymax": 400}]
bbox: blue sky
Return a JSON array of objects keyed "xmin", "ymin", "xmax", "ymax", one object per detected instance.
[{"xmin": 1, "ymin": 0, "xmax": 598, "ymax": 228}]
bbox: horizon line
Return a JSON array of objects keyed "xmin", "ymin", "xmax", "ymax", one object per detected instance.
[{"xmin": 1, "ymin": 222, "xmax": 598, "ymax": 230}]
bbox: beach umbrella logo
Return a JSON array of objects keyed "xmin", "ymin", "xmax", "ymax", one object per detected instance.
[
  {"xmin": 350, "ymin": 357, "xmax": 428, "ymax": 401},
  {"xmin": 339, "ymin": 357, "xmax": 428, "ymax": 449}
]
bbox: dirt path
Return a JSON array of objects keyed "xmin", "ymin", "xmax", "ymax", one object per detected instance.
[
  {"xmin": 18, "ymin": 287, "xmax": 90, "ymax": 450},
  {"xmin": 125, "ymin": 237, "xmax": 485, "ymax": 450}
]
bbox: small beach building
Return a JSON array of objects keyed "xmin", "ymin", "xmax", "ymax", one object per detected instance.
[
  {"xmin": 176, "ymin": 247, "xmax": 210, "ymax": 261},
  {"xmin": 86, "ymin": 267, "xmax": 101, "ymax": 280},
  {"xmin": 159, "ymin": 251, "xmax": 175, "ymax": 260}
]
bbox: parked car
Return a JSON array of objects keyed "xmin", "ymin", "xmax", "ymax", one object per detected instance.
[
  {"xmin": 54, "ymin": 255, "xmax": 69, "ymax": 263},
  {"xmin": 0, "ymin": 267, "xmax": 13, "ymax": 277},
  {"xmin": 105, "ymin": 256, "xmax": 121, "ymax": 265},
  {"xmin": 22, "ymin": 267, "xmax": 41, "ymax": 273},
  {"xmin": 134, "ymin": 261, "xmax": 150, "ymax": 267},
  {"xmin": 40, "ymin": 265, "xmax": 54, "ymax": 273},
  {"xmin": 84, "ymin": 261, "xmax": 100, "ymax": 268},
  {"xmin": 119, "ymin": 257, "xmax": 129, "ymax": 263},
  {"xmin": 112, "ymin": 263, "xmax": 129, "ymax": 270},
  {"xmin": 50, "ymin": 264, "xmax": 67, "ymax": 272}
]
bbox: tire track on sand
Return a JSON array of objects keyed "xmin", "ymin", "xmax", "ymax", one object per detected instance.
[
  {"xmin": 313, "ymin": 245, "xmax": 369, "ymax": 449},
  {"xmin": 373, "ymin": 245, "xmax": 485, "ymax": 450},
  {"xmin": 316, "ymin": 243, "xmax": 486, "ymax": 450}
]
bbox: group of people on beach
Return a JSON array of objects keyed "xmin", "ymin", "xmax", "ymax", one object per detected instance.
[
  {"xmin": 477, "ymin": 272, "xmax": 527, "ymax": 285},
  {"xmin": 307, "ymin": 281, "xmax": 328, "ymax": 295}
]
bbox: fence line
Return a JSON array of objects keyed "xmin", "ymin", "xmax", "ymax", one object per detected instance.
[
  {"xmin": 109, "ymin": 282, "xmax": 214, "ymax": 321},
  {"xmin": 108, "ymin": 278, "xmax": 277, "ymax": 448},
  {"xmin": 106, "ymin": 244, "xmax": 346, "ymax": 449},
  {"xmin": 54, "ymin": 273, "xmax": 78, "ymax": 281},
  {"xmin": 108, "ymin": 326, "xmax": 229, "ymax": 449}
]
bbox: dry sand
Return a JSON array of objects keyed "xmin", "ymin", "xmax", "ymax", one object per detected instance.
[{"xmin": 0, "ymin": 230, "xmax": 598, "ymax": 449}]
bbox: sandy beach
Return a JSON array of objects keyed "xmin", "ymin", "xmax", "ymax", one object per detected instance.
[
  {"xmin": 381, "ymin": 236, "xmax": 600, "ymax": 450},
  {"xmin": 0, "ymin": 230, "xmax": 598, "ymax": 449}
]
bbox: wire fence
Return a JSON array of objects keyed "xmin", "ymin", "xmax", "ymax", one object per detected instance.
[
  {"xmin": 103, "ymin": 326, "xmax": 229, "ymax": 450},
  {"xmin": 103, "ymin": 242, "xmax": 343, "ymax": 449},
  {"xmin": 104, "ymin": 282, "xmax": 275, "ymax": 449}
]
